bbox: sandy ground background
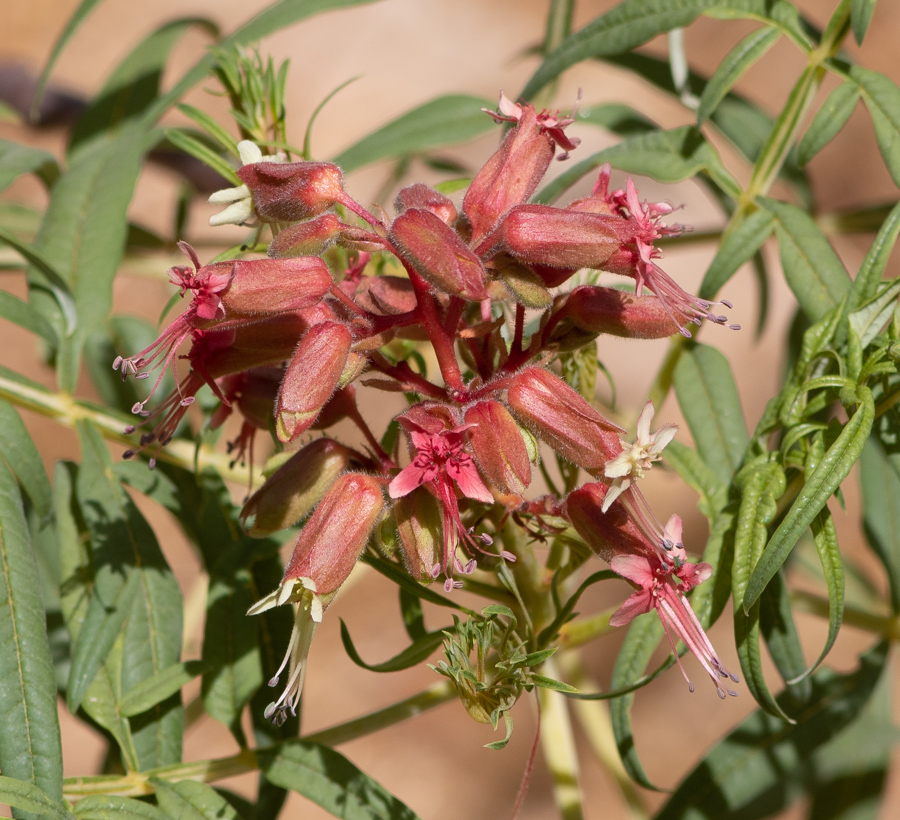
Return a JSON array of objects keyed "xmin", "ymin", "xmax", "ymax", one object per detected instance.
[{"xmin": 2, "ymin": 0, "xmax": 900, "ymax": 818}]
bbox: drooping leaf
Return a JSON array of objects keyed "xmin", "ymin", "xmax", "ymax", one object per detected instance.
[
  {"xmin": 0, "ymin": 139, "xmax": 58, "ymax": 193},
  {"xmin": 674, "ymin": 343, "xmax": 749, "ymax": 485},
  {"xmin": 152, "ymin": 779, "xmax": 241, "ymax": 820},
  {"xmin": 258, "ymin": 740, "xmax": 422, "ymax": 819},
  {"xmin": 797, "ymin": 82, "xmax": 860, "ymax": 167},
  {"xmin": 332, "ymin": 94, "xmax": 495, "ymax": 172},
  {"xmin": 0, "ymin": 291, "xmax": 57, "ymax": 345},
  {"xmin": 744, "ymin": 387, "xmax": 874, "ymax": 612},
  {"xmin": 654, "ymin": 641, "xmax": 889, "ymax": 820},
  {"xmin": 0, "ymin": 778, "xmax": 71, "ymax": 820},
  {"xmin": 700, "ymin": 206, "xmax": 774, "ymax": 299},
  {"xmin": 760, "ymin": 197, "xmax": 851, "ymax": 322},
  {"xmin": 697, "ymin": 27, "xmax": 780, "ymax": 125},
  {"xmin": 852, "ymin": 66, "xmax": 900, "ymax": 188},
  {"xmin": 576, "ymin": 102, "xmax": 655, "ymax": 136},
  {"xmin": 339, "ymin": 618, "xmax": 445, "ymax": 673},
  {"xmin": 118, "ymin": 660, "xmax": 209, "ymax": 717},
  {"xmin": 860, "ymin": 439, "xmax": 900, "ymax": 614},
  {"xmin": 759, "ymin": 569, "xmax": 810, "ymax": 704},
  {"xmin": 851, "ymin": 0, "xmax": 878, "ymax": 44},
  {"xmin": 0, "ymin": 400, "xmax": 52, "ymax": 520},
  {"xmin": 0, "ymin": 462, "xmax": 64, "ymax": 817},
  {"xmin": 848, "ymin": 278, "xmax": 900, "ymax": 350},
  {"xmin": 849, "ymin": 200, "xmax": 900, "ymax": 309}
]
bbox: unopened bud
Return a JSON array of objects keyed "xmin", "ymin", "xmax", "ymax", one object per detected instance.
[
  {"xmin": 395, "ymin": 183, "xmax": 458, "ymax": 225},
  {"xmin": 393, "ymin": 488, "xmax": 442, "ymax": 582},
  {"xmin": 268, "ymin": 214, "xmax": 343, "ymax": 257},
  {"xmin": 464, "ymin": 401, "xmax": 531, "ymax": 495},
  {"xmin": 565, "ymin": 482, "xmax": 646, "ymax": 563},
  {"xmin": 241, "ymin": 439, "xmax": 351, "ymax": 536},
  {"xmin": 282, "ymin": 473, "xmax": 385, "ymax": 596},
  {"xmin": 488, "ymin": 255, "xmax": 552, "ymax": 308},
  {"xmin": 554, "ymin": 286, "xmax": 681, "ymax": 339},
  {"xmin": 506, "ymin": 367, "xmax": 623, "ymax": 475},
  {"xmin": 390, "ymin": 208, "xmax": 488, "ymax": 300},
  {"xmin": 237, "ymin": 161, "xmax": 344, "ymax": 223},
  {"xmin": 218, "ymin": 256, "xmax": 333, "ymax": 315},
  {"xmin": 276, "ymin": 322, "xmax": 353, "ymax": 442}
]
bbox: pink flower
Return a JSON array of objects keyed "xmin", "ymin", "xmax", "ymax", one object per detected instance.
[
  {"xmin": 609, "ymin": 549, "xmax": 739, "ymax": 699},
  {"xmin": 389, "ymin": 418, "xmax": 513, "ymax": 590},
  {"xmin": 485, "ymin": 91, "xmax": 582, "ymax": 159}
]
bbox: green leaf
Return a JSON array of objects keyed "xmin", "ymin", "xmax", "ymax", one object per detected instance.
[
  {"xmin": 797, "ymin": 82, "xmax": 860, "ymax": 166},
  {"xmin": 700, "ymin": 207, "xmax": 774, "ymax": 299},
  {"xmin": 609, "ymin": 612, "xmax": 665, "ymax": 791},
  {"xmin": 576, "ymin": 102, "xmax": 655, "ymax": 136},
  {"xmin": 332, "ymin": 94, "xmax": 495, "ymax": 172},
  {"xmin": 164, "ymin": 129, "xmax": 239, "ymax": 185},
  {"xmin": 760, "ymin": 197, "xmax": 851, "ymax": 321},
  {"xmin": 744, "ymin": 387, "xmax": 874, "ymax": 612},
  {"xmin": 258, "ymin": 739, "xmax": 422, "ymax": 819},
  {"xmin": 363, "ymin": 553, "xmax": 475, "ymax": 616},
  {"xmin": 0, "ymin": 777, "xmax": 71, "ymax": 820},
  {"xmin": 70, "ymin": 422, "xmax": 183, "ymax": 770},
  {"xmin": 0, "ymin": 462, "xmax": 64, "ymax": 817},
  {"xmin": 0, "ymin": 140, "xmax": 58, "ymax": 193},
  {"xmin": 759, "ymin": 570, "xmax": 810, "ymax": 702},
  {"xmin": 654, "ymin": 641, "xmax": 889, "ymax": 820},
  {"xmin": 850, "ymin": 200, "xmax": 900, "ymax": 309},
  {"xmin": 851, "ymin": 0, "xmax": 877, "ymax": 44},
  {"xmin": 118, "ymin": 660, "xmax": 209, "ymax": 717},
  {"xmin": 530, "ymin": 674, "xmax": 579, "ymax": 693},
  {"xmin": 537, "ymin": 125, "xmax": 740, "ymax": 204},
  {"xmin": 0, "ymin": 400, "xmax": 52, "ymax": 520},
  {"xmin": 0, "ymin": 291, "xmax": 57, "ymax": 345},
  {"xmin": 153, "ymin": 780, "xmax": 240, "ymax": 820},
  {"xmin": 538, "ymin": 569, "xmax": 617, "ymax": 647},
  {"xmin": 339, "ymin": 619, "xmax": 445, "ymax": 673},
  {"xmin": 697, "ymin": 27, "xmax": 780, "ymax": 125},
  {"xmin": 73, "ymin": 795, "xmax": 166, "ymax": 819},
  {"xmin": 177, "ymin": 104, "xmax": 241, "ymax": 156},
  {"xmin": 848, "ymin": 277, "xmax": 900, "ymax": 350},
  {"xmin": 852, "ymin": 66, "xmax": 900, "ymax": 188},
  {"xmin": 674, "ymin": 343, "xmax": 749, "ymax": 485},
  {"xmin": 860, "ymin": 439, "xmax": 900, "ymax": 614}
]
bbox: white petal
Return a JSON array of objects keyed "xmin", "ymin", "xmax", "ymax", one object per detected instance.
[
  {"xmin": 650, "ymin": 424, "xmax": 678, "ymax": 454},
  {"xmin": 209, "ymin": 197, "xmax": 253, "ymax": 227},
  {"xmin": 237, "ymin": 139, "xmax": 263, "ymax": 165},
  {"xmin": 635, "ymin": 401, "xmax": 655, "ymax": 443},
  {"xmin": 604, "ymin": 453, "xmax": 633, "ymax": 479},
  {"xmin": 600, "ymin": 479, "xmax": 629, "ymax": 512},
  {"xmin": 208, "ymin": 184, "xmax": 249, "ymax": 205}
]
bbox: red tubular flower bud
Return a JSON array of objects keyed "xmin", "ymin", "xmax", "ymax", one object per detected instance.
[
  {"xmin": 555, "ymin": 286, "xmax": 682, "ymax": 339},
  {"xmin": 351, "ymin": 275, "xmax": 417, "ymax": 315},
  {"xmin": 463, "ymin": 104, "xmax": 554, "ymax": 244},
  {"xmin": 217, "ymin": 256, "xmax": 333, "ymax": 315},
  {"xmin": 464, "ymin": 400, "xmax": 531, "ymax": 495},
  {"xmin": 394, "ymin": 183, "xmax": 458, "ymax": 225},
  {"xmin": 506, "ymin": 367, "xmax": 623, "ymax": 475},
  {"xmin": 390, "ymin": 208, "xmax": 488, "ymax": 301},
  {"xmin": 282, "ymin": 472, "xmax": 385, "ymax": 596},
  {"xmin": 564, "ymin": 482, "xmax": 647, "ymax": 563},
  {"xmin": 491, "ymin": 204, "xmax": 625, "ymax": 271},
  {"xmin": 237, "ymin": 161, "xmax": 344, "ymax": 223},
  {"xmin": 275, "ymin": 321, "xmax": 353, "ymax": 443},
  {"xmin": 240, "ymin": 438, "xmax": 352, "ymax": 537},
  {"xmin": 267, "ymin": 214, "xmax": 343, "ymax": 257},
  {"xmin": 393, "ymin": 487, "xmax": 442, "ymax": 582}
]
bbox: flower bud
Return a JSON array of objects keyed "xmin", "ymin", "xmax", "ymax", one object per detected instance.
[
  {"xmin": 282, "ymin": 472, "xmax": 385, "ymax": 596},
  {"xmin": 492, "ymin": 205, "xmax": 624, "ymax": 271},
  {"xmin": 553, "ymin": 286, "xmax": 681, "ymax": 339},
  {"xmin": 217, "ymin": 256, "xmax": 333, "ymax": 315},
  {"xmin": 487, "ymin": 255, "xmax": 552, "ymax": 308},
  {"xmin": 351, "ymin": 275, "xmax": 417, "ymax": 315},
  {"xmin": 390, "ymin": 208, "xmax": 488, "ymax": 301},
  {"xmin": 464, "ymin": 400, "xmax": 531, "ymax": 495},
  {"xmin": 506, "ymin": 367, "xmax": 623, "ymax": 475},
  {"xmin": 275, "ymin": 321, "xmax": 353, "ymax": 442},
  {"xmin": 394, "ymin": 183, "xmax": 458, "ymax": 224},
  {"xmin": 268, "ymin": 214, "xmax": 343, "ymax": 257},
  {"xmin": 393, "ymin": 487, "xmax": 442, "ymax": 582},
  {"xmin": 463, "ymin": 104, "xmax": 554, "ymax": 244},
  {"xmin": 240, "ymin": 438, "xmax": 351, "ymax": 537},
  {"xmin": 237, "ymin": 160, "xmax": 344, "ymax": 223},
  {"xmin": 564, "ymin": 482, "xmax": 646, "ymax": 563}
]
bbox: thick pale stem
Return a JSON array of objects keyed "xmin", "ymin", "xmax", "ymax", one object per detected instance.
[{"xmin": 539, "ymin": 657, "xmax": 584, "ymax": 820}]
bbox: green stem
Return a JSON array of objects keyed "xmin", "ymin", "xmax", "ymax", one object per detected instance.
[
  {"xmin": 791, "ymin": 589, "xmax": 900, "ymax": 639},
  {"xmin": 558, "ymin": 609, "xmax": 617, "ymax": 650},
  {"xmin": 539, "ymin": 657, "xmax": 584, "ymax": 820}
]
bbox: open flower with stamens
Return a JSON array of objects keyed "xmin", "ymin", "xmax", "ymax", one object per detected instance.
[
  {"xmin": 389, "ymin": 415, "xmax": 514, "ymax": 591},
  {"xmin": 484, "ymin": 91, "xmax": 581, "ymax": 158},
  {"xmin": 208, "ymin": 140, "xmax": 287, "ymax": 226},
  {"xmin": 609, "ymin": 547, "xmax": 740, "ymax": 699},
  {"xmin": 602, "ymin": 400, "xmax": 678, "ymax": 511}
]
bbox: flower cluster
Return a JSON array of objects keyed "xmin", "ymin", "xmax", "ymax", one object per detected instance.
[{"xmin": 115, "ymin": 95, "xmax": 738, "ymax": 722}]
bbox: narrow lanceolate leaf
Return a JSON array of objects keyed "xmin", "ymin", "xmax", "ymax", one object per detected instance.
[
  {"xmin": 759, "ymin": 570, "xmax": 810, "ymax": 703},
  {"xmin": 697, "ymin": 27, "xmax": 780, "ymax": 125},
  {"xmin": 797, "ymin": 82, "xmax": 860, "ymax": 167},
  {"xmin": 0, "ymin": 400, "xmax": 52, "ymax": 520},
  {"xmin": 576, "ymin": 102, "xmax": 655, "ymax": 136},
  {"xmin": 654, "ymin": 641, "xmax": 889, "ymax": 820},
  {"xmin": 850, "ymin": 199, "xmax": 900, "ymax": 309},
  {"xmin": 163, "ymin": 129, "xmax": 238, "ymax": 184},
  {"xmin": 851, "ymin": 0, "xmax": 877, "ymax": 44},
  {"xmin": 848, "ymin": 278, "xmax": 900, "ymax": 350},
  {"xmin": 73, "ymin": 794, "xmax": 168, "ymax": 820},
  {"xmin": 0, "ymin": 461, "xmax": 64, "ymax": 817},
  {"xmin": 0, "ymin": 292, "xmax": 57, "ymax": 346},
  {"xmin": 258, "ymin": 740, "xmax": 423, "ymax": 820},
  {"xmin": 71, "ymin": 422, "xmax": 183, "ymax": 770},
  {"xmin": 674, "ymin": 343, "xmax": 749, "ymax": 485},
  {"xmin": 760, "ymin": 197, "xmax": 851, "ymax": 322},
  {"xmin": 152, "ymin": 780, "xmax": 240, "ymax": 820},
  {"xmin": 339, "ymin": 619, "xmax": 445, "ymax": 672},
  {"xmin": 537, "ymin": 126, "xmax": 740, "ymax": 203},
  {"xmin": 860, "ymin": 440, "xmax": 900, "ymax": 614},
  {"xmin": 0, "ymin": 778, "xmax": 71, "ymax": 820},
  {"xmin": 852, "ymin": 66, "xmax": 900, "ymax": 188},
  {"xmin": 700, "ymin": 207, "xmax": 774, "ymax": 299},
  {"xmin": 743, "ymin": 387, "xmax": 874, "ymax": 612},
  {"xmin": 332, "ymin": 94, "xmax": 495, "ymax": 172},
  {"xmin": 609, "ymin": 613, "xmax": 665, "ymax": 791},
  {"xmin": 0, "ymin": 140, "xmax": 58, "ymax": 193},
  {"xmin": 118, "ymin": 660, "xmax": 209, "ymax": 717}
]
